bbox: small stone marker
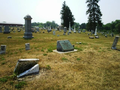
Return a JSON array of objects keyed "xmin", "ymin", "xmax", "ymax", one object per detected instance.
[
  {"xmin": 63, "ymin": 27, "xmax": 67, "ymax": 35},
  {"xmin": 14, "ymin": 59, "xmax": 39, "ymax": 78},
  {"xmin": 53, "ymin": 31, "xmax": 55, "ymax": 35},
  {"xmin": 3, "ymin": 25, "xmax": 10, "ymax": 34},
  {"xmin": 7, "ymin": 36, "xmax": 12, "ymax": 39},
  {"xmin": 57, "ymin": 40, "xmax": 74, "ymax": 52},
  {"xmin": 89, "ymin": 36, "xmax": 94, "ymax": 39},
  {"xmin": 111, "ymin": 36, "xmax": 119, "ymax": 50},
  {"xmin": 95, "ymin": 36, "xmax": 99, "ymax": 39},
  {"xmin": 25, "ymin": 43, "xmax": 30, "ymax": 50},
  {"xmin": 0, "ymin": 45, "xmax": 6, "ymax": 54},
  {"xmin": 105, "ymin": 35, "xmax": 107, "ymax": 38}
]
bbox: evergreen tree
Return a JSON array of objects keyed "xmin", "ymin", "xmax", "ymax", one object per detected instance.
[
  {"xmin": 86, "ymin": 0, "xmax": 102, "ymax": 32},
  {"xmin": 60, "ymin": 1, "xmax": 75, "ymax": 29}
]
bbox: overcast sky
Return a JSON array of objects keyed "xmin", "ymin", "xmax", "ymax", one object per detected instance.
[{"xmin": 0, "ymin": 0, "xmax": 120, "ymax": 25}]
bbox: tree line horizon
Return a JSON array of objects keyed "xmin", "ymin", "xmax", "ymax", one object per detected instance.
[{"xmin": 31, "ymin": 0, "xmax": 120, "ymax": 34}]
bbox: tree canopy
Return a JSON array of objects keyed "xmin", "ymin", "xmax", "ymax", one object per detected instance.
[
  {"xmin": 86, "ymin": 0, "xmax": 102, "ymax": 32},
  {"xmin": 60, "ymin": 1, "xmax": 75, "ymax": 29}
]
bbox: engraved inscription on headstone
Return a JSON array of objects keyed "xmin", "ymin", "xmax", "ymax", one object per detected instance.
[
  {"xmin": 57, "ymin": 40, "xmax": 74, "ymax": 52},
  {"xmin": 111, "ymin": 36, "xmax": 119, "ymax": 50}
]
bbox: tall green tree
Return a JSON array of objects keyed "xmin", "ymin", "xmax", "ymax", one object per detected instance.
[
  {"xmin": 60, "ymin": 1, "xmax": 75, "ymax": 29},
  {"xmin": 86, "ymin": 0, "xmax": 102, "ymax": 32}
]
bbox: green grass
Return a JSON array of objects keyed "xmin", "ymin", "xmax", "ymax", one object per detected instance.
[
  {"xmin": 0, "ymin": 77, "xmax": 8, "ymax": 83},
  {"xmin": 76, "ymin": 58, "xmax": 81, "ymax": 61},
  {"xmin": 46, "ymin": 65, "xmax": 51, "ymax": 70},
  {"xmin": 15, "ymin": 81, "xmax": 27, "ymax": 89}
]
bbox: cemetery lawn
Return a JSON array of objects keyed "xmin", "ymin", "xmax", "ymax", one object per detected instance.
[{"xmin": 0, "ymin": 30, "xmax": 120, "ymax": 90}]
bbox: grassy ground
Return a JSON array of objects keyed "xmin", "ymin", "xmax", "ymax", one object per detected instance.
[{"xmin": 0, "ymin": 29, "xmax": 120, "ymax": 90}]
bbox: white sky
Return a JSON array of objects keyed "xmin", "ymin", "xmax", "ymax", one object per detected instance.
[{"xmin": 0, "ymin": 0, "xmax": 120, "ymax": 25}]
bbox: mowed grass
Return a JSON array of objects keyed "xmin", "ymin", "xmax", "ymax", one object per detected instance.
[{"xmin": 0, "ymin": 28, "xmax": 120, "ymax": 90}]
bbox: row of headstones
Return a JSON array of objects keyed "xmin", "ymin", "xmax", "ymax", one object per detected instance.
[
  {"xmin": 0, "ymin": 43, "xmax": 30, "ymax": 54},
  {"xmin": 0, "ymin": 26, "xmax": 24, "ymax": 33}
]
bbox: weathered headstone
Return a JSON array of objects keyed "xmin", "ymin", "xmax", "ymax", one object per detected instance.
[
  {"xmin": 57, "ymin": 40, "xmax": 74, "ymax": 52},
  {"xmin": 23, "ymin": 15, "xmax": 34, "ymax": 39},
  {"xmin": 73, "ymin": 26, "xmax": 76, "ymax": 33},
  {"xmin": 14, "ymin": 59, "xmax": 39, "ymax": 78},
  {"xmin": 25, "ymin": 43, "xmax": 30, "ymax": 50},
  {"xmin": 94, "ymin": 26, "xmax": 97, "ymax": 36},
  {"xmin": 53, "ymin": 31, "xmax": 55, "ymax": 35},
  {"xmin": 0, "ymin": 26, "xmax": 2, "ymax": 33},
  {"xmin": 111, "ymin": 36, "xmax": 119, "ymax": 50},
  {"xmin": 0, "ymin": 45, "xmax": 6, "ymax": 54},
  {"xmin": 7, "ymin": 36, "xmax": 12, "ymax": 39},
  {"xmin": 3, "ymin": 25, "xmax": 10, "ymax": 34},
  {"xmin": 63, "ymin": 27, "xmax": 67, "ymax": 35},
  {"xmin": 105, "ymin": 35, "xmax": 107, "ymax": 38},
  {"xmin": 68, "ymin": 22, "xmax": 71, "ymax": 33},
  {"xmin": 89, "ymin": 36, "xmax": 94, "ymax": 39},
  {"xmin": 95, "ymin": 36, "xmax": 99, "ymax": 39}
]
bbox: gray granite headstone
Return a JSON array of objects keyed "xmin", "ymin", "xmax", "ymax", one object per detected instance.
[
  {"xmin": 63, "ymin": 27, "xmax": 67, "ymax": 35},
  {"xmin": 3, "ymin": 25, "xmax": 10, "ymax": 34},
  {"xmin": 25, "ymin": 43, "xmax": 30, "ymax": 50},
  {"xmin": 0, "ymin": 26, "xmax": 2, "ymax": 33},
  {"xmin": 57, "ymin": 40, "xmax": 74, "ymax": 52},
  {"xmin": 23, "ymin": 15, "xmax": 34, "ymax": 39},
  {"xmin": 68, "ymin": 22, "xmax": 71, "ymax": 33},
  {"xmin": 53, "ymin": 31, "xmax": 55, "ymax": 35},
  {"xmin": 111, "ymin": 36, "xmax": 119, "ymax": 50},
  {"xmin": 0, "ymin": 45, "xmax": 6, "ymax": 54}
]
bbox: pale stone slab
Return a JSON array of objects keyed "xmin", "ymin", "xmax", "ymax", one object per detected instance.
[
  {"xmin": 53, "ymin": 49, "xmax": 77, "ymax": 54},
  {"xmin": 17, "ymin": 64, "xmax": 39, "ymax": 78},
  {"xmin": 111, "ymin": 36, "xmax": 119, "ymax": 50}
]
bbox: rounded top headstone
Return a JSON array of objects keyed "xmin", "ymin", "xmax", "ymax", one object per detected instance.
[{"xmin": 24, "ymin": 15, "xmax": 32, "ymax": 20}]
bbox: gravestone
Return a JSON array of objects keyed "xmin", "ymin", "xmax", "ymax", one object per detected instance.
[
  {"xmin": 63, "ymin": 27, "xmax": 67, "ymax": 35},
  {"xmin": 94, "ymin": 26, "xmax": 97, "ymax": 36},
  {"xmin": 0, "ymin": 45, "xmax": 6, "ymax": 54},
  {"xmin": 3, "ymin": 25, "xmax": 10, "ymax": 34},
  {"xmin": 57, "ymin": 40, "xmax": 74, "ymax": 52},
  {"xmin": 53, "ymin": 31, "xmax": 55, "ymax": 35},
  {"xmin": 95, "ymin": 36, "xmax": 99, "ymax": 39},
  {"xmin": 14, "ymin": 59, "xmax": 39, "ymax": 78},
  {"xmin": 68, "ymin": 22, "xmax": 71, "ymax": 33},
  {"xmin": 105, "ymin": 35, "xmax": 107, "ymax": 38},
  {"xmin": 25, "ymin": 43, "xmax": 30, "ymax": 50},
  {"xmin": 78, "ymin": 27, "xmax": 81, "ymax": 33},
  {"xmin": 23, "ymin": 15, "xmax": 34, "ymax": 39},
  {"xmin": 0, "ymin": 26, "xmax": 2, "ymax": 33},
  {"xmin": 73, "ymin": 26, "xmax": 76, "ymax": 33},
  {"xmin": 89, "ymin": 36, "xmax": 94, "ymax": 39},
  {"xmin": 7, "ymin": 36, "xmax": 12, "ymax": 39},
  {"xmin": 111, "ymin": 36, "xmax": 119, "ymax": 50}
]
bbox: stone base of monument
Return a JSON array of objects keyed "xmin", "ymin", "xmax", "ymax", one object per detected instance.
[
  {"xmin": 23, "ymin": 32, "xmax": 34, "ymax": 39},
  {"xmin": 89, "ymin": 36, "xmax": 94, "ymax": 39},
  {"xmin": 53, "ymin": 49, "xmax": 77, "ymax": 54},
  {"xmin": 14, "ymin": 59, "xmax": 39, "ymax": 78},
  {"xmin": 3, "ymin": 31, "xmax": 10, "ymax": 34}
]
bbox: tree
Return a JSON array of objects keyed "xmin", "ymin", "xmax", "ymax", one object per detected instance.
[
  {"xmin": 86, "ymin": 0, "xmax": 102, "ymax": 32},
  {"xmin": 60, "ymin": 1, "xmax": 75, "ymax": 29}
]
